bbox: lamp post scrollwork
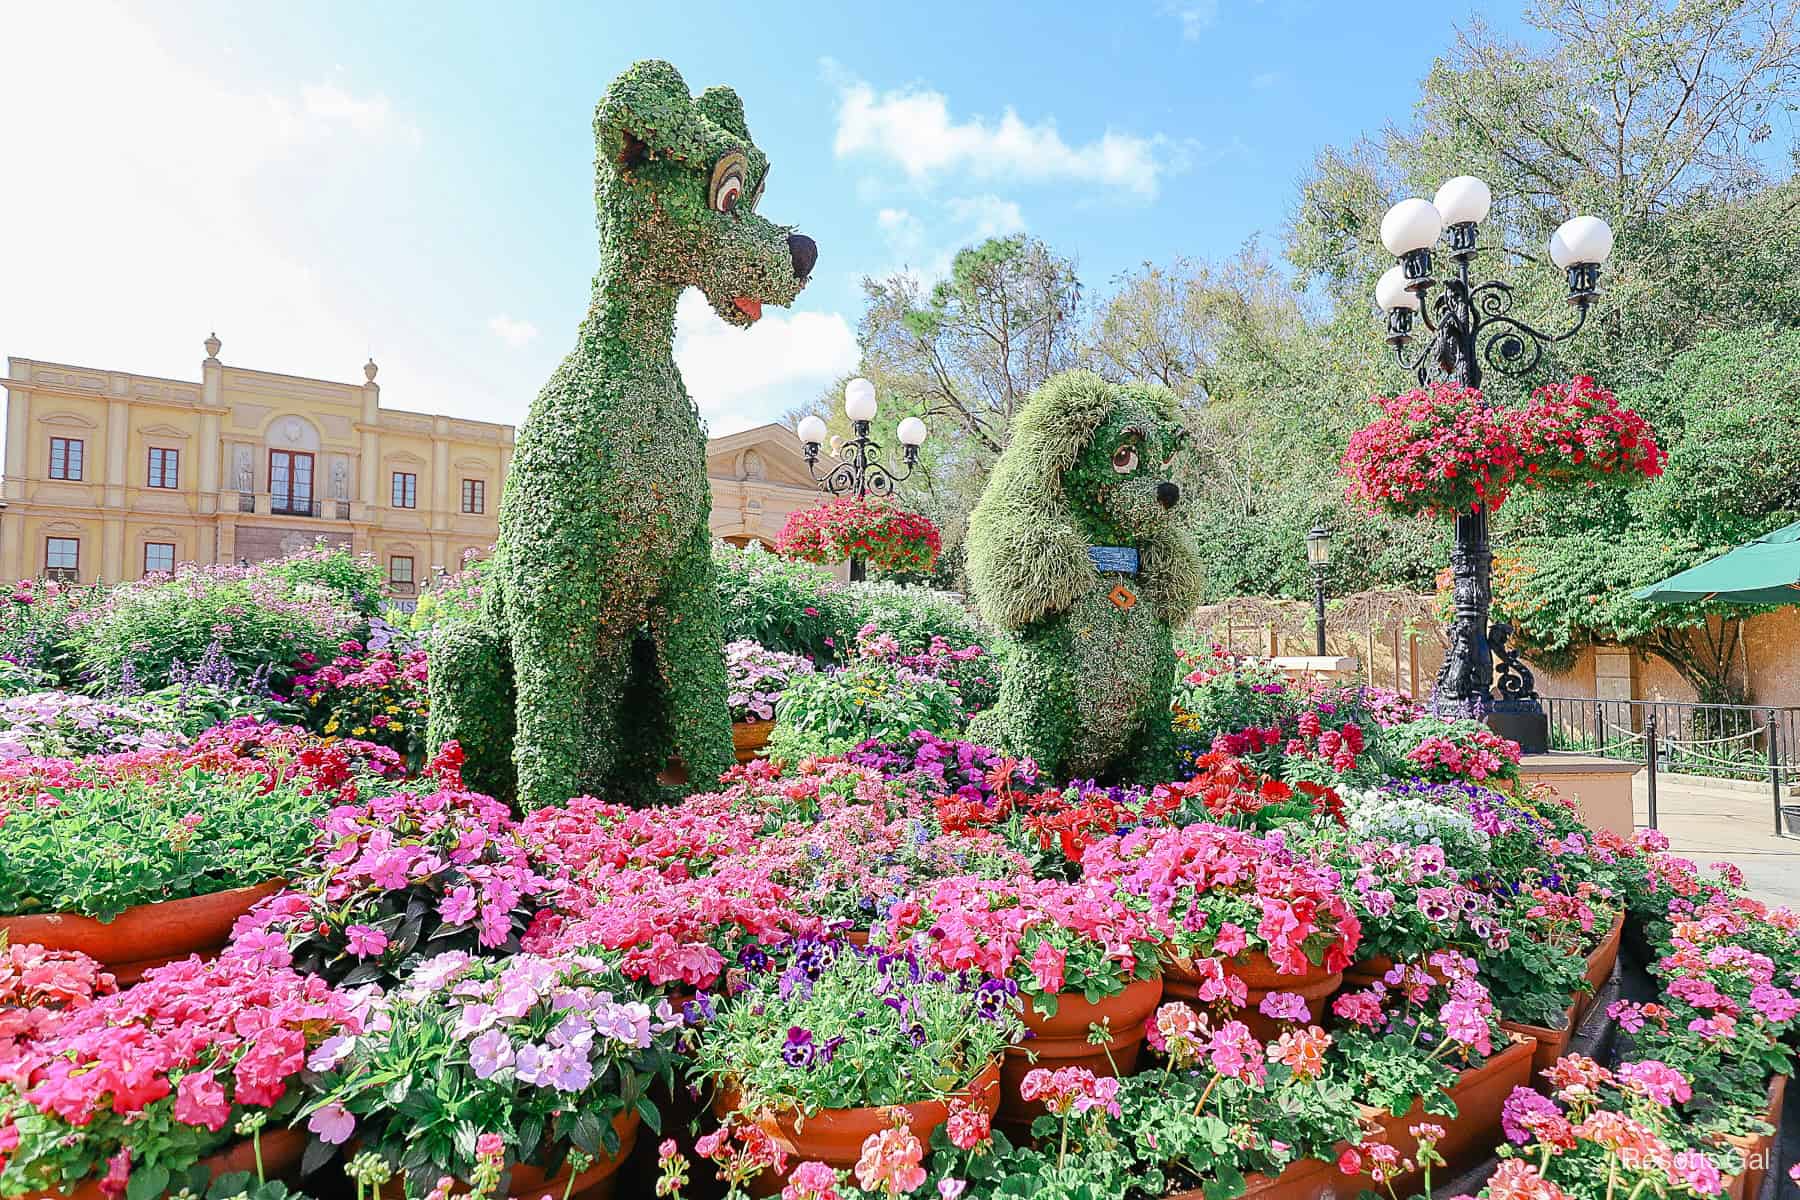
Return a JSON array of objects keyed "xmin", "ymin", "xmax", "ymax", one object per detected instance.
[
  {"xmin": 796, "ymin": 378, "xmax": 928, "ymax": 582},
  {"xmin": 1374, "ymin": 176, "xmax": 1614, "ymax": 751}
]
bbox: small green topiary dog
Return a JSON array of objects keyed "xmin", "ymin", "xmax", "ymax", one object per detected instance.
[
  {"xmin": 429, "ymin": 60, "xmax": 818, "ymax": 808},
  {"xmin": 965, "ymin": 371, "xmax": 1203, "ymax": 782}
]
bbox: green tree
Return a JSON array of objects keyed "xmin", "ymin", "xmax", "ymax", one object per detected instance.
[{"xmin": 1493, "ymin": 327, "xmax": 1800, "ymax": 702}]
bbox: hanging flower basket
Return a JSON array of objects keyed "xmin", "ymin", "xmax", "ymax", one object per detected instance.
[
  {"xmin": 1341, "ymin": 383, "xmax": 1525, "ymax": 517},
  {"xmin": 1342, "ymin": 378, "xmax": 1662, "ymax": 519},
  {"xmin": 1513, "ymin": 375, "xmax": 1665, "ymax": 487},
  {"xmin": 776, "ymin": 496, "xmax": 941, "ymax": 574}
]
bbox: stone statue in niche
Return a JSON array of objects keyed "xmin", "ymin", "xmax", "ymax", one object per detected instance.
[
  {"xmin": 233, "ymin": 446, "xmax": 253, "ymax": 492},
  {"xmin": 331, "ymin": 459, "xmax": 349, "ymax": 500}
]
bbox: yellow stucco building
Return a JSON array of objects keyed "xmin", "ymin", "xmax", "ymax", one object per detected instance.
[
  {"xmin": 0, "ymin": 334, "xmax": 843, "ymax": 596},
  {"xmin": 1, "ymin": 334, "xmax": 512, "ymax": 598}
]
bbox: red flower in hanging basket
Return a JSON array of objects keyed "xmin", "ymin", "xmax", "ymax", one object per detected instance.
[
  {"xmin": 1341, "ymin": 377, "xmax": 1662, "ymax": 519},
  {"xmin": 1513, "ymin": 376, "xmax": 1665, "ymax": 487},
  {"xmin": 775, "ymin": 496, "xmax": 941, "ymax": 574},
  {"xmin": 1341, "ymin": 382, "xmax": 1525, "ymax": 517}
]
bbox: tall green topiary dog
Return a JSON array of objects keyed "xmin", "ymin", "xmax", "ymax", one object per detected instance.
[
  {"xmin": 429, "ymin": 60, "xmax": 818, "ymax": 808},
  {"xmin": 965, "ymin": 371, "xmax": 1203, "ymax": 783}
]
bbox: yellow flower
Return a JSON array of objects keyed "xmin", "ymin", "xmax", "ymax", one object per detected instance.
[
  {"xmin": 385, "ymin": 705, "xmax": 400, "ymax": 715},
  {"xmin": 352, "ymin": 726, "xmax": 367, "ymax": 736},
  {"xmin": 324, "ymin": 720, "xmax": 339, "ymax": 733}
]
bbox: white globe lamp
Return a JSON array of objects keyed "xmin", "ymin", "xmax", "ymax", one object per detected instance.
[
  {"xmin": 843, "ymin": 378, "xmax": 878, "ymax": 423},
  {"xmin": 1380, "ymin": 197, "xmax": 1442, "ymax": 282}
]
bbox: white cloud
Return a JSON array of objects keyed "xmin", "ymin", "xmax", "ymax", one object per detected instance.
[
  {"xmin": 832, "ymin": 75, "xmax": 1171, "ymax": 199},
  {"xmin": 944, "ymin": 195, "xmax": 1026, "ymax": 239},
  {"xmin": 300, "ymin": 83, "xmax": 422, "ymax": 144},
  {"xmin": 875, "ymin": 195, "xmax": 1029, "ymax": 287},
  {"xmin": 672, "ymin": 290, "xmax": 860, "ymax": 435},
  {"xmin": 875, "ymin": 207, "xmax": 929, "ymax": 263},
  {"xmin": 0, "ymin": 3, "xmax": 444, "ymax": 423},
  {"xmin": 1167, "ymin": 1, "xmax": 1220, "ymax": 40},
  {"xmin": 487, "ymin": 314, "xmax": 540, "ymax": 348}
]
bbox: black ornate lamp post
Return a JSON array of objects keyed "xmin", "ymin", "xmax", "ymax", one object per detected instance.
[
  {"xmin": 796, "ymin": 378, "xmax": 928, "ymax": 582},
  {"xmin": 1374, "ymin": 175, "xmax": 1614, "ymax": 752},
  {"xmin": 1305, "ymin": 525, "xmax": 1332, "ymax": 657}
]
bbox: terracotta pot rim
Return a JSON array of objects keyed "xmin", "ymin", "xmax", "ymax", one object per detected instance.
[
  {"xmin": 0, "ymin": 879, "xmax": 285, "ymax": 977},
  {"xmin": 503, "ymin": 1110, "xmax": 639, "ymax": 1197},
  {"xmin": 20, "ymin": 1127, "xmax": 304, "ymax": 1200},
  {"xmin": 1021, "ymin": 974, "xmax": 1163, "ymax": 1036},
  {"xmin": 717, "ymin": 1059, "xmax": 1002, "ymax": 1125},
  {"xmin": 0, "ymin": 878, "xmax": 285, "ymax": 931}
]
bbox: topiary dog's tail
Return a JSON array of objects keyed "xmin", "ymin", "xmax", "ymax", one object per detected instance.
[{"xmin": 427, "ymin": 617, "xmax": 517, "ymax": 805}]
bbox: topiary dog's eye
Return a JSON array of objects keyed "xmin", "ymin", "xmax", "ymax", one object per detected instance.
[
  {"xmin": 710, "ymin": 150, "xmax": 749, "ymax": 213},
  {"xmin": 1112, "ymin": 444, "xmax": 1139, "ymax": 474},
  {"xmin": 747, "ymin": 170, "xmax": 766, "ymax": 212}
]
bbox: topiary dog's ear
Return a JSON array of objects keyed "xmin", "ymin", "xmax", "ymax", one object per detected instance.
[
  {"xmin": 967, "ymin": 447, "xmax": 1091, "ymax": 631},
  {"xmin": 594, "ymin": 59, "xmax": 710, "ymax": 169},
  {"xmin": 696, "ymin": 86, "xmax": 752, "ymax": 141},
  {"xmin": 1140, "ymin": 521, "xmax": 1205, "ymax": 626}
]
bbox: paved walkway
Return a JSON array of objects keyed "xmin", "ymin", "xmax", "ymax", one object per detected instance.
[{"xmin": 1633, "ymin": 772, "xmax": 1800, "ymax": 909}]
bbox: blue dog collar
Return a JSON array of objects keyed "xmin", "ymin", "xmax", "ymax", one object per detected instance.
[{"xmin": 1088, "ymin": 546, "xmax": 1139, "ymax": 575}]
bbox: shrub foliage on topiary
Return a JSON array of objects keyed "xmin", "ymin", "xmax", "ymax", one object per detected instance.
[
  {"xmin": 427, "ymin": 60, "xmax": 816, "ymax": 807},
  {"xmin": 965, "ymin": 371, "xmax": 1202, "ymax": 782}
]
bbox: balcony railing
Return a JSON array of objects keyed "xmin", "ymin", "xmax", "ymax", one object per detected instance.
[
  {"xmin": 240, "ymin": 493, "xmax": 351, "ymax": 519},
  {"xmin": 272, "ymin": 496, "xmax": 322, "ymax": 517}
]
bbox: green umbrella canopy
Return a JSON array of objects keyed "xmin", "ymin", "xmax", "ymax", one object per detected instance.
[{"xmin": 1633, "ymin": 519, "xmax": 1800, "ymax": 605}]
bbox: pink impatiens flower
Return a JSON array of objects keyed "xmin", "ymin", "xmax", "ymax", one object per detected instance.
[
  {"xmin": 308, "ymin": 1101, "xmax": 357, "ymax": 1145},
  {"xmin": 344, "ymin": 924, "xmax": 389, "ymax": 959}
]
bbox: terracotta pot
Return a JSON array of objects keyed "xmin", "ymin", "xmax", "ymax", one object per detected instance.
[
  {"xmin": 1499, "ymin": 998, "xmax": 1578, "ymax": 1085},
  {"xmin": 1001, "ymin": 976, "xmax": 1162, "ymax": 1124},
  {"xmin": 732, "ymin": 720, "xmax": 775, "ymax": 763},
  {"xmin": 1170, "ymin": 952, "xmax": 1340, "ymax": 1043},
  {"xmin": 504, "ymin": 1110, "xmax": 639, "ymax": 1200},
  {"xmin": 0, "ymin": 880, "xmax": 284, "ymax": 984},
  {"xmin": 22, "ymin": 1128, "xmax": 305, "ymax": 1200},
  {"xmin": 1720, "ymin": 1074, "xmax": 1786, "ymax": 1200},
  {"xmin": 719, "ymin": 1061, "xmax": 1000, "ymax": 1194},
  {"xmin": 1571, "ymin": 912, "xmax": 1624, "ymax": 1026},
  {"xmin": 1358, "ymin": 1033, "xmax": 1537, "ymax": 1194}
]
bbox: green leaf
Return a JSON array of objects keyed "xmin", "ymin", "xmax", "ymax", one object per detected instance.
[
  {"xmin": 570, "ymin": 1110, "xmax": 604, "ymax": 1157},
  {"xmin": 301, "ymin": 1135, "xmax": 339, "ymax": 1177},
  {"xmin": 126, "ymin": 1163, "xmax": 170, "ymax": 1200}
]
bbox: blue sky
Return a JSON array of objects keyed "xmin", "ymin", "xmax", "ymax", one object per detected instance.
[{"xmin": 2, "ymin": 1, "xmax": 1538, "ymax": 434}]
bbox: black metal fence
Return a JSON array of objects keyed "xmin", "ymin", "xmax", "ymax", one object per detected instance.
[{"xmin": 1542, "ymin": 696, "xmax": 1800, "ymax": 836}]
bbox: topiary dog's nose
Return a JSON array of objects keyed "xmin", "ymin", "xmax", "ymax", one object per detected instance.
[
  {"xmin": 1157, "ymin": 481, "xmax": 1180, "ymax": 509},
  {"xmin": 788, "ymin": 233, "xmax": 818, "ymax": 281}
]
